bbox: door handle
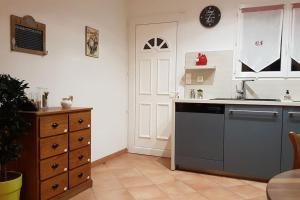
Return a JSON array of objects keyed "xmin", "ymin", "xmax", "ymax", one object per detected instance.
[
  {"xmin": 52, "ymin": 183, "xmax": 59, "ymax": 190},
  {"xmin": 78, "ymin": 173, "xmax": 84, "ymax": 178},
  {"xmin": 52, "ymin": 143, "xmax": 60, "ymax": 149},
  {"xmin": 78, "ymin": 155, "xmax": 84, "ymax": 160},
  {"xmin": 52, "ymin": 122, "xmax": 59, "ymax": 129},
  {"xmin": 229, "ymin": 110, "xmax": 278, "ymax": 116},
  {"xmin": 51, "ymin": 163, "xmax": 59, "ymax": 169}
]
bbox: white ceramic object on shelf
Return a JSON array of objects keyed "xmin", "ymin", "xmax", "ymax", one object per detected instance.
[{"xmin": 61, "ymin": 96, "xmax": 73, "ymax": 109}]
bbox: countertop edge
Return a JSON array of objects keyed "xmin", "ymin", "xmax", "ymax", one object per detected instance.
[{"xmin": 174, "ymin": 99, "xmax": 300, "ymax": 107}]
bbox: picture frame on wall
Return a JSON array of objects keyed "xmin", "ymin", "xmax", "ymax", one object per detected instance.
[{"xmin": 85, "ymin": 26, "xmax": 99, "ymax": 58}]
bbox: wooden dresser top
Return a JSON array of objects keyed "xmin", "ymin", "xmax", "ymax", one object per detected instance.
[{"xmin": 21, "ymin": 107, "xmax": 92, "ymax": 116}]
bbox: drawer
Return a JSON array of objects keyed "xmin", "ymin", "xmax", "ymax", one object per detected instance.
[
  {"xmin": 40, "ymin": 173, "xmax": 68, "ymax": 200},
  {"xmin": 69, "ymin": 129, "xmax": 91, "ymax": 151},
  {"xmin": 69, "ymin": 112, "xmax": 91, "ymax": 132},
  {"xmin": 69, "ymin": 164, "xmax": 91, "ymax": 188},
  {"xmin": 40, "ymin": 134, "xmax": 68, "ymax": 160},
  {"xmin": 69, "ymin": 146, "xmax": 91, "ymax": 170},
  {"xmin": 40, "ymin": 114, "xmax": 68, "ymax": 138},
  {"xmin": 40, "ymin": 153, "xmax": 68, "ymax": 181}
]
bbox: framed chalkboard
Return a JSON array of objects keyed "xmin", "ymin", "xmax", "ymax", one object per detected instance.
[{"xmin": 11, "ymin": 15, "xmax": 47, "ymax": 56}]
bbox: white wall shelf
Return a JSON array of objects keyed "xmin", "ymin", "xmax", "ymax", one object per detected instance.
[{"xmin": 185, "ymin": 66, "xmax": 216, "ymax": 70}]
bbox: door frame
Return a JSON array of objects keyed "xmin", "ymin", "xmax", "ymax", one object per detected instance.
[{"xmin": 128, "ymin": 14, "xmax": 182, "ymax": 157}]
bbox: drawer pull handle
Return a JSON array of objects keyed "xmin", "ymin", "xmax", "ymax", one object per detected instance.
[
  {"xmin": 289, "ymin": 112, "xmax": 300, "ymax": 117},
  {"xmin": 52, "ymin": 123, "xmax": 59, "ymax": 129},
  {"xmin": 52, "ymin": 143, "xmax": 59, "ymax": 149},
  {"xmin": 78, "ymin": 155, "xmax": 84, "ymax": 160},
  {"xmin": 52, "ymin": 184, "xmax": 59, "ymax": 190},
  {"xmin": 78, "ymin": 137, "xmax": 84, "ymax": 142},
  {"xmin": 78, "ymin": 173, "xmax": 84, "ymax": 178},
  {"xmin": 51, "ymin": 163, "xmax": 59, "ymax": 169},
  {"xmin": 229, "ymin": 110, "xmax": 278, "ymax": 116},
  {"xmin": 78, "ymin": 119, "xmax": 84, "ymax": 124}
]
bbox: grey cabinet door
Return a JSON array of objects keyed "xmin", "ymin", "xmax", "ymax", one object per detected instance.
[
  {"xmin": 224, "ymin": 105, "xmax": 282, "ymax": 179},
  {"xmin": 282, "ymin": 107, "xmax": 300, "ymax": 171},
  {"xmin": 175, "ymin": 104, "xmax": 224, "ymax": 171}
]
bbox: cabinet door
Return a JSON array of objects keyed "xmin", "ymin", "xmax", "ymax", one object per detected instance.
[
  {"xmin": 175, "ymin": 104, "xmax": 224, "ymax": 171},
  {"xmin": 224, "ymin": 105, "xmax": 282, "ymax": 179},
  {"xmin": 282, "ymin": 107, "xmax": 300, "ymax": 171}
]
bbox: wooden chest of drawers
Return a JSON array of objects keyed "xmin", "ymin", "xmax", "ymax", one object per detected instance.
[{"xmin": 16, "ymin": 107, "xmax": 93, "ymax": 200}]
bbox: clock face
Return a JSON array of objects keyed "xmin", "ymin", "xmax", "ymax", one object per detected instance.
[{"xmin": 200, "ymin": 6, "xmax": 221, "ymax": 28}]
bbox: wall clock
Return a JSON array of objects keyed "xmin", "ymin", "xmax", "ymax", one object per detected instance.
[{"xmin": 200, "ymin": 6, "xmax": 221, "ymax": 28}]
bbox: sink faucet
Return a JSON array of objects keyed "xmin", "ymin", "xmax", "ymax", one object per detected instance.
[{"xmin": 236, "ymin": 80, "xmax": 255, "ymax": 100}]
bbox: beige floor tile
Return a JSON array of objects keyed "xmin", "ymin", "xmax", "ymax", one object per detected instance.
[
  {"xmin": 128, "ymin": 185, "xmax": 168, "ymax": 200},
  {"xmin": 112, "ymin": 168, "xmax": 143, "ymax": 179},
  {"xmin": 93, "ymin": 174, "xmax": 123, "ymax": 191},
  {"xmin": 229, "ymin": 185, "xmax": 266, "ymax": 199},
  {"xmin": 176, "ymin": 174, "xmax": 221, "ymax": 191},
  {"xmin": 201, "ymin": 187, "xmax": 243, "ymax": 200},
  {"xmin": 201, "ymin": 174, "xmax": 246, "ymax": 187},
  {"xmin": 70, "ymin": 189, "xmax": 96, "ymax": 200},
  {"xmin": 145, "ymin": 172, "xmax": 176, "ymax": 184},
  {"xmin": 119, "ymin": 176, "xmax": 153, "ymax": 188},
  {"xmin": 93, "ymin": 189, "xmax": 135, "ymax": 200},
  {"xmin": 246, "ymin": 196, "xmax": 268, "ymax": 200},
  {"xmin": 172, "ymin": 171, "xmax": 203, "ymax": 182},
  {"xmin": 92, "ymin": 163, "xmax": 109, "ymax": 173},
  {"xmin": 70, "ymin": 153, "xmax": 269, "ymax": 200},
  {"xmin": 169, "ymin": 192, "xmax": 209, "ymax": 200},
  {"xmin": 139, "ymin": 166, "xmax": 169, "ymax": 176},
  {"xmin": 243, "ymin": 180, "xmax": 267, "ymax": 191},
  {"xmin": 157, "ymin": 181, "xmax": 196, "ymax": 195}
]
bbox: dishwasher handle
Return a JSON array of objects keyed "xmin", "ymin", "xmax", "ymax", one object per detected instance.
[{"xmin": 229, "ymin": 109, "xmax": 279, "ymax": 117}]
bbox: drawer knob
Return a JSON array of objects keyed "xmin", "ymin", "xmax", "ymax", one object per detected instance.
[
  {"xmin": 78, "ymin": 155, "xmax": 84, "ymax": 160},
  {"xmin": 51, "ymin": 163, "xmax": 59, "ymax": 169},
  {"xmin": 52, "ymin": 122, "xmax": 59, "ymax": 129},
  {"xmin": 52, "ymin": 183, "xmax": 59, "ymax": 190},
  {"xmin": 78, "ymin": 173, "xmax": 84, "ymax": 178},
  {"xmin": 52, "ymin": 143, "xmax": 59, "ymax": 149},
  {"xmin": 78, "ymin": 137, "xmax": 84, "ymax": 142},
  {"xmin": 78, "ymin": 119, "xmax": 84, "ymax": 124}
]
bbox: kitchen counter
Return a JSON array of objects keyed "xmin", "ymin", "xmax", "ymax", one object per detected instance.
[
  {"xmin": 172, "ymin": 99, "xmax": 300, "ymax": 179},
  {"xmin": 174, "ymin": 98, "xmax": 300, "ymax": 107}
]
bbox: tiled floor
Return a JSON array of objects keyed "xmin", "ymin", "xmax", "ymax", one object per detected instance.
[{"xmin": 71, "ymin": 153, "xmax": 267, "ymax": 200}]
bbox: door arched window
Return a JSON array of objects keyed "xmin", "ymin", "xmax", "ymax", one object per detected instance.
[{"xmin": 143, "ymin": 37, "xmax": 169, "ymax": 51}]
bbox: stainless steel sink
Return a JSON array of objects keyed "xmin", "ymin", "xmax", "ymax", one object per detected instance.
[{"xmin": 211, "ymin": 98, "xmax": 281, "ymax": 102}]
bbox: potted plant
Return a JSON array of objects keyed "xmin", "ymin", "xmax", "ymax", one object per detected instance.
[{"xmin": 0, "ymin": 74, "xmax": 32, "ymax": 200}]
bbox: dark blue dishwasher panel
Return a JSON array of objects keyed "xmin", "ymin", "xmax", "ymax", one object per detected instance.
[{"xmin": 175, "ymin": 103, "xmax": 225, "ymax": 171}]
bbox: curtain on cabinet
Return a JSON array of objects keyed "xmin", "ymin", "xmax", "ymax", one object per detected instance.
[
  {"xmin": 291, "ymin": 4, "xmax": 300, "ymax": 64},
  {"xmin": 239, "ymin": 5, "xmax": 284, "ymax": 72}
]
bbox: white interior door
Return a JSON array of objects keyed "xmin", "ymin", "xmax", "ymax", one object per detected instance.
[{"xmin": 133, "ymin": 22, "xmax": 177, "ymax": 157}]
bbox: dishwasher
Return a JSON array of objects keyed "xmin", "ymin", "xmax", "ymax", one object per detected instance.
[{"xmin": 175, "ymin": 103, "xmax": 225, "ymax": 171}]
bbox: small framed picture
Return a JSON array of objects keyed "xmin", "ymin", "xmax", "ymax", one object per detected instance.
[{"xmin": 85, "ymin": 26, "xmax": 99, "ymax": 58}]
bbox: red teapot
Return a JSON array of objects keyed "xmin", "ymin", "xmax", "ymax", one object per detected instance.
[{"xmin": 196, "ymin": 53, "xmax": 207, "ymax": 66}]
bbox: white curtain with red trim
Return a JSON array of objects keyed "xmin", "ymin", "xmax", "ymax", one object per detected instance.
[
  {"xmin": 291, "ymin": 7, "xmax": 300, "ymax": 64},
  {"xmin": 239, "ymin": 8, "xmax": 283, "ymax": 72}
]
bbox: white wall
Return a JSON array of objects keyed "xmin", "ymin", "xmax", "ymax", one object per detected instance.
[
  {"xmin": 128, "ymin": 0, "xmax": 300, "ymax": 100},
  {"xmin": 0, "ymin": 0, "xmax": 129, "ymax": 161}
]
